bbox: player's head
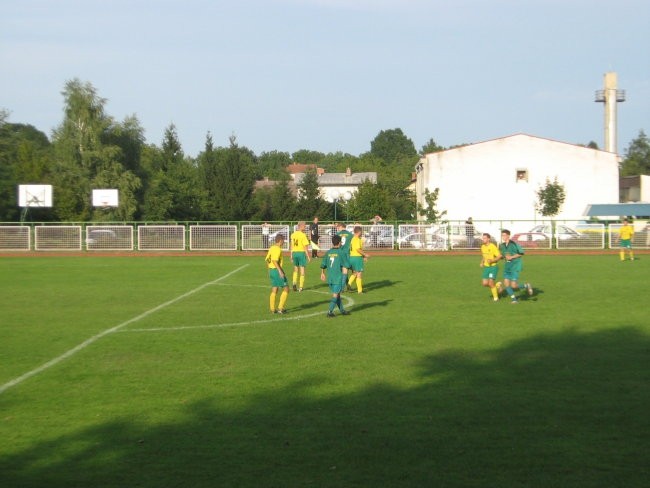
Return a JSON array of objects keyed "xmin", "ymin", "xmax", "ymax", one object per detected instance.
[
  {"xmin": 336, "ymin": 222, "xmax": 344, "ymax": 230},
  {"xmin": 501, "ymin": 229, "xmax": 511, "ymax": 241},
  {"xmin": 274, "ymin": 234, "xmax": 285, "ymax": 244},
  {"xmin": 354, "ymin": 225, "xmax": 363, "ymax": 235},
  {"xmin": 482, "ymin": 233, "xmax": 491, "ymax": 244},
  {"xmin": 297, "ymin": 221, "xmax": 306, "ymax": 230},
  {"xmin": 331, "ymin": 234, "xmax": 342, "ymax": 247},
  {"xmin": 623, "ymin": 218, "xmax": 629, "ymax": 224}
]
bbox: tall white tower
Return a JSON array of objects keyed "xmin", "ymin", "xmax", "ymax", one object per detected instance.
[{"xmin": 594, "ymin": 72, "xmax": 626, "ymax": 154}]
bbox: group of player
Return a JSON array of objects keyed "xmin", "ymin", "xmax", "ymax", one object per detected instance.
[
  {"xmin": 264, "ymin": 221, "xmax": 369, "ymax": 317},
  {"xmin": 480, "ymin": 229, "xmax": 534, "ymax": 304}
]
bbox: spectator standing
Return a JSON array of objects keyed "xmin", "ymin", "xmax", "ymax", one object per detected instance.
[
  {"xmin": 465, "ymin": 217, "xmax": 476, "ymax": 248},
  {"xmin": 309, "ymin": 217, "xmax": 320, "ymax": 258},
  {"xmin": 261, "ymin": 222, "xmax": 270, "ymax": 248}
]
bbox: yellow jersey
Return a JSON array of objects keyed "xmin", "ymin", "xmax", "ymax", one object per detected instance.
[
  {"xmin": 350, "ymin": 235, "xmax": 364, "ymax": 257},
  {"xmin": 480, "ymin": 242, "xmax": 501, "ymax": 267},
  {"xmin": 619, "ymin": 224, "xmax": 634, "ymax": 240},
  {"xmin": 265, "ymin": 244, "xmax": 283, "ymax": 269},
  {"xmin": 290, "ymin": 230, "xmax": 310, "ymax": 252}
]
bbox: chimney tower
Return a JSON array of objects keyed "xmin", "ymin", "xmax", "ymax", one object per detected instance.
[{"xmin": 594, "ymin": 72, "xmax": 626, "ymax": 154}]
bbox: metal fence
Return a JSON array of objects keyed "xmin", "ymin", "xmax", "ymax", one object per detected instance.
[{"xmin": 1, "ymin": 220, "xmax": 648, "ymax": 252}]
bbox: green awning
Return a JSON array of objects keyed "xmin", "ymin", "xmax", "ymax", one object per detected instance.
[{"xmin": 584, "ymin": 203, "xmax": 650, "ymax": 217}]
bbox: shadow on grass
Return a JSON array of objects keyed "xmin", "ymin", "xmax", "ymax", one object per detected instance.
[{"xmin": 2, "ymin": 328, "xmax": 649, "ymax": 487}]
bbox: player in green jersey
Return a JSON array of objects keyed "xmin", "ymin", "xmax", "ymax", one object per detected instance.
[{"xmin": 320, "ymin": 234, "xmax": 351, "ymax": 317}]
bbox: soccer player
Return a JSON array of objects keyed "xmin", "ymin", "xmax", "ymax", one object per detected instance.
[
  {"xmin": 320, "ymin": 234, "xmax": 351, "ymax": 317},
  {"xmin": 497, "ymin": 229, "xmax": 533, "ymax": 304},
  {"xmin": 290, "ymin": 221, "xmax": 311, "ymax": 291},
  {"xmin": 309, "ymin": 216, "xmax": 320, "ymax": 258},
  {"xmin": 265, "ymin": 234, "xmax": 289, "ymax": 314},
  {"xmin": 618, "ymin": 218, "xmax": 635, "ymax": 261},
  {"xmin": 335, "ymin": 222, "xmax": 353, "ymax": 290},
  {"xmin": 479, "ymin": 233, "xmax": 501, "ymax": 301},
  {"xmin": 348, "ymin": 225, "xmax": 369, "ymax": 294}
]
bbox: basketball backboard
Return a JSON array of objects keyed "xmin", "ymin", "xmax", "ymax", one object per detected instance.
[{"xmin": 18, "ymin": 184, "xmax": 53, "ymax": 207}]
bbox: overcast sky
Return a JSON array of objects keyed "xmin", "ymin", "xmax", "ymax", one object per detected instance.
[{"xmin": 2, "ymin": 0, "xmax": 649, "ymax": 158}]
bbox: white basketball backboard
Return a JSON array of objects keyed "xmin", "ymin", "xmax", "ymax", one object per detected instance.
[
  {"xmin": 92, "ymin": 189, "xmax": 119, "ymax": 207},
  {"xmin": 18, "ymin": 184, "xmax": 53, "ymax": 207}
]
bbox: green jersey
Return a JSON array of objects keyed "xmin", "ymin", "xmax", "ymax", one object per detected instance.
[
  {"xmin": 321, "ymin": 247, "xmax": 350, "ymax": 285},
  {"xmin": 337, "ymin": 229, "xmax": 353, "ymax": 255}
]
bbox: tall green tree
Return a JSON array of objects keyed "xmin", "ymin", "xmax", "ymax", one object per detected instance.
[
  {"xmin": 51, "ymin": 79, "xmax": 143, "ymax": 221},
  {"xmin": 370, "ymin": 128, "xmax": 417, "ymax": 164},
  {"xmin": 345, "ymin": 180, "xmax": 394, "ymax": 222},
  {"xmin": 535, "ymin": 177, "xmax": 566, "ymax": 217},
  {"xmin": 417, "ymin": 187, "xmax": 447, "ymax": 223},
  {"xmin": 269, "ymin": 175, "xmax": 296, "ymax": 221},
  {"xmin": 256, "ymin": 150, "xmax": 291, "ymax": 179},
  {"xmin": 420, "ymin": 137, "xmax": 444, "ymax": 155},
  {"xmin": 295, "ymin": 168, "xmax": 326, "ymax": 219},
  {"xmin": 143, "ymin": 124, "xmax": 202, "ymax": 220},
  {"xmin": 211, "ymin": 135, "xmax": 257, "ymax": 220},
  {"xmin": 620, "ymin": 130, "xmax": 650, "ymax": 176}
]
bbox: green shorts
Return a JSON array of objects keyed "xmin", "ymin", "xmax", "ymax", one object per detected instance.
[
  {"xmin": 481, "ymin": 265, "xmax": 498, "ymax": 280},
  {"xmin": 292, "ymin": 251, "xmax": 308, "ymax": 267},
  {"xmin": 328, "ymin": 282, "xmax": 343, "ymax": 294},
  {"xmin": 349, "ymin": 256, "xmax": 364, "ymax": 272},
  {"xmin": 620, "ymin": 239, "xmax": 632, "ymax": 249},
  {"xmin": 269, "ymin": 268, "xmax": 288, "ymax": 288}
]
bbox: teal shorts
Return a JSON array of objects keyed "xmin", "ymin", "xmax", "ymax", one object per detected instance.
[
  {"xmin": 269, "ymin": 268, "xmax": 288, "ymax": 288},
  {"xmin": 329, "ymin": 282, "xmax": 343, "ymax": 294},
  {"xmin": 350, "ymin": 256, "xmax": 364, "ymax": 272},
  {"xmin": 481, "ymin": 265, "xmax": 498, "ymax": 280},
  {"xmin": 292, "ymin": 251, "xmax": 308, "ymax": 267},
  {"xmin": 620, "ymin": 239, "xmax": 632, "ymax": 249}
]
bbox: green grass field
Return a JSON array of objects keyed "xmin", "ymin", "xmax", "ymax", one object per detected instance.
[{"xmin": 1, "ymin": 254, "xmax": 649, "ymax": 488}]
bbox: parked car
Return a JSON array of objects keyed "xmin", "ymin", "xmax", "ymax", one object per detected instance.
[
  {"xmin": 397, "ymin": 232, "xmax": 446, "ymax": 250},
  {"xmin": 528, "ymin": 224, "xmax": 582, "ymax": 240},
  {"xmin": 512, "ymin": 232, "xmax": 551, "ymax": 248},
  {"xmin": 86, "ymin": 229, "xmax": 117, "ymax": 244}
]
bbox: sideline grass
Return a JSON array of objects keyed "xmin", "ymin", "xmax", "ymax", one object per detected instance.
[{"xmin": 1, "ymin": 255, "xmax": 649, "ymax": 487}]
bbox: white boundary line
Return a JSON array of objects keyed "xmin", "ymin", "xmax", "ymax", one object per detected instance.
[{"xmin": 0, "ymin": 264, "xmax": 249, "ymax": 395}]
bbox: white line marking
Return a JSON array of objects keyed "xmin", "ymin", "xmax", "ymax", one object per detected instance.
[{"xmin": 0, "ymin": 264, "xmax": 249, "ymax": 395}]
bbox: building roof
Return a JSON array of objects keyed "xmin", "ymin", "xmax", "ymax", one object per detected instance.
[
  {"xmin": 294, "ymin": 171, "xmax": 377, "ymax": 186},
  {"xmin": 584, "ymin": 203, "xmax": 650, "ymax": 217}
]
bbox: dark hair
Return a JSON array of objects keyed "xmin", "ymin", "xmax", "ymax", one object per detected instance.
[
  {"xmin": 331, "ymin": 234, "xmax": 341, "ymax": 246},
  {"xmin": 501, "ymin": 229, "xmax": 511, "ymax": 236}
]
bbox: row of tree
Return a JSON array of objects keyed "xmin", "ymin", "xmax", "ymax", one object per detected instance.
[{"xmin": 1, "ymin": 79, "xmax": 648, "ymax": 223}]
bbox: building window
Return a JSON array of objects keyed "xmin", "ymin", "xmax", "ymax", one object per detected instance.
[{"xmin": 516, "ymin": 169, "xmax": 528, "ymax": 182}]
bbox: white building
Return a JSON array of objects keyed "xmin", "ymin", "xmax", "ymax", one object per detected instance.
[{"xmin": 415, "ymin": 134, "xmax": 620, "ymax": 222}]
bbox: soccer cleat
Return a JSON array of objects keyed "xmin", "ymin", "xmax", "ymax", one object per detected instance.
[
  {"xmin": 292, "ymin": 284, "xmax": 297, "ymax": 291},
  {"xmin": 326, "ymin": 311, "xmax": 336, "ymax": 318},
  {"xmin": 277, "ymin": 309, "xmax": 287, "ymax": 314},
  {"xmin": 340, "ymin": 310, "xmax": 351, "ymax": 315},
  {"xmin": 493, "ymin": 298, "xmax": 499, "ymax": 302},
  {"xmin": 496, "ymin": 282, "xmax": 503, "ymax": 295},
  {"xmin": 510, "ymin": 299, "xmax": 518, "ymax": 305},
  {"xmin": 526, "ymin": 282, "xmax": 533, "ymax": 296},
  {"xmin": 298, "ymin": 287, "xmax": 303, "ymax": 292}
]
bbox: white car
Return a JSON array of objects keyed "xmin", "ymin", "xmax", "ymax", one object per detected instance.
[{"xmin": 528, "ymin": 224, "xmax": 582, "ymax": 240}]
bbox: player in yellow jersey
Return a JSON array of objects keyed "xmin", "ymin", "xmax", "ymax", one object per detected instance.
[
  {"xmin": 290, "ymin": 221, "xmax": 311, "ymax": 291},
  {"xmin": 618, "ymin": 218, "xmax": 635, "ymax": 261},
  {"xmin": 479, "ymin": 233, "xmax": 501, "ymax": 301},
  {"xmin": 265, "ymin": 234, "xmax": 289, "ymax": 314},
  {"xmin": 348, "ymin": 225, "xmax": 369, "ymax": 294}
]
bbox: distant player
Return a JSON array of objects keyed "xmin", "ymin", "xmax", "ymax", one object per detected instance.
[
  {"xmin": 618, "ymin": 218, "xmax": 635, "ymax": 261},
  {"xmin": 497, "ymin": 229, "xmax": 533, "ymax": 304},
  {"xmin": 320, "ymin": 234, "xmax": 351, "ymax": 317},
  {"xmin": 479, "ymin": 233, "xmax": 501, "ymax": 301},
  {"xmin": 290, "ymin": 221, "xmax": 311, "ymax": 291},
  {"xmin": 348, "ymin": 225, "xmax": 368, "ymax": 294},
  {"xmin": 265, "ymin": 234, "xmax": 289, "ymax": 314},
  {"xmin": 335, "ymin": 222, "xmax": 353, "ymax": 289}
]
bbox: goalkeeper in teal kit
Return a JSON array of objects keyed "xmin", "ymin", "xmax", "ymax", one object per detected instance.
[{"xmin": 320, "ymin": 234, "xmax": 351, "ymax": 317}]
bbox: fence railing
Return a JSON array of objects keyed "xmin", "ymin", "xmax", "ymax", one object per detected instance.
[{"xmin": 1, "ymin": 220, "xmax": 648, "ymax": 252}]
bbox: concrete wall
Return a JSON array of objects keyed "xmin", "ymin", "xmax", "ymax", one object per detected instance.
[{"xmin": 416, "ymin": 134, "xmax": 620, "ymax": 221}]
